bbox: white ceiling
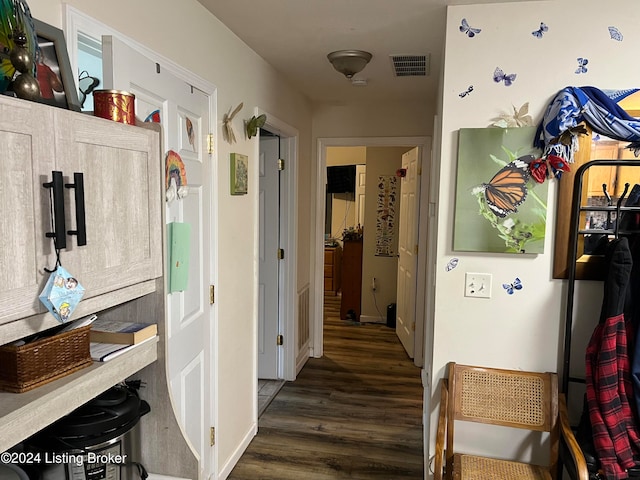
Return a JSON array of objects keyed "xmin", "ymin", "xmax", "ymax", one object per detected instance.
[{"xmin": 196, "ymin": 0, "xmax": 529, "ymax": 106}]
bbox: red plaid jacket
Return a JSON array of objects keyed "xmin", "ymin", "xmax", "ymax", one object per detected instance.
[{"xmin": 586, "ymin": 313, "xmax": 640, "ymax": 480}]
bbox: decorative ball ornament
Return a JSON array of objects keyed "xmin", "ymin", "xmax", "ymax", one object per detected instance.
[
  {"xmin": 9, "ymin": 31, "xmax": 33, "ymax": 73},
  {"xmin": 9, "ymin": 44, "xmax": 33, "ymax": 72},
  {"xmin": 12, "ymin": 69, "xmax": 39, "ymax": 100},
  {"xmin": 8, "ymin": 29, "xmax": 39, "ymax": 100},
  {"xmin": 0, "ymin": 0, "xmax": 39, "ymax": 94}
]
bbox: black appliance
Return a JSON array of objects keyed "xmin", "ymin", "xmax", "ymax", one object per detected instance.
[{"xmin": 24, "ymin": 384, "xmax": 149, "ymax": 480}]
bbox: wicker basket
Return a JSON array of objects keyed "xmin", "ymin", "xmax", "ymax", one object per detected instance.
[{"xmin": 0, "ymin": 325, "xmax": 92, "ymax": 393}]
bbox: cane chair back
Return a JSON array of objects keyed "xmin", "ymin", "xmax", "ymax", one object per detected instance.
[{"xmin": 433, "ymin": 362, "xmax": 588, "ymax": 480}]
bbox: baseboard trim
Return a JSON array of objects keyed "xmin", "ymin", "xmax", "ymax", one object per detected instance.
[
  {"xmin": 360, "ymin": 314, "xmax": 386, "ymax": 324},
  {"xmin": 218, "ymin": 421, "xmax": 258, "ymax": 480}
]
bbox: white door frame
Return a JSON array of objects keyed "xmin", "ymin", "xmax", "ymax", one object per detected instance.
[
  {"xmin": 313, "ymin": 136, "xmax": 430, "ymax": 367},
  {"xmin": 254, "ymin": 108, "xmax": 298, "ymax": 381},
  {"xmin": 64, "ymin": 6, "xmax": 219, "ymax": 477}
]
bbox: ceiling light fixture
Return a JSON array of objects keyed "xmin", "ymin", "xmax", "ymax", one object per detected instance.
[{"xmin": 327, "ymin": 50, "xmax": 372, "ymax": 79}]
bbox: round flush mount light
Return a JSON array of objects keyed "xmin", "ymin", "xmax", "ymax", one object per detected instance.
[{"xmin": 327, "ymin": 50, "xmax": 372, "ymax": 79}]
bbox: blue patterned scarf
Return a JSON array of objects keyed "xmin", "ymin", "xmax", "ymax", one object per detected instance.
[{"xmin": 535, "ymin": 86, "xmax": 640, "ymax": 163}]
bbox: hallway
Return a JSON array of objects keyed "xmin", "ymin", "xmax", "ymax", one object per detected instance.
[{"xmin": 228, "ymin": 294, "xmax": 424, "ymax": 479}]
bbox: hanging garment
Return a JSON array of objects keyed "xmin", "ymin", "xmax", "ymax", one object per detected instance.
[
  {"xmin": 586, "ymin": 237, "xmax": 640, "ymax": 480},
  {"xmin": 535, "ymin": 87, "xmax": 640, "ymax": 164}
]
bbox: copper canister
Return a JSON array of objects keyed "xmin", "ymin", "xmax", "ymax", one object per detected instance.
[{"xmin": 93, "ymin": 90, "xmax": 136, "ymax": 125}]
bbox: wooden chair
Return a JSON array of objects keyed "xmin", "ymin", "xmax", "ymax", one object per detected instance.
[{"xmin": 433, "ymin": 363, "xmax": 588, "ymax": 480}]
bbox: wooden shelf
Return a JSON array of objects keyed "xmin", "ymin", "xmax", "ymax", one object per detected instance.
[{"xmin": 0, "ymin": 337, "xmax": 158, "ymax": 452}]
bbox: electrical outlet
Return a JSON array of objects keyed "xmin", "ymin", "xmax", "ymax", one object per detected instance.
[
  {"xmin": 371, "ymin": 277, "xmax": 377, "ymax": 291},
  {"xmin": 465, "ymin": 273, "xmax": 492, "ymax": 298}
]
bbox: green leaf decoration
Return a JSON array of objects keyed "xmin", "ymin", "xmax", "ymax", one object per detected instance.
[{"xmin": 246, "ymin": 114, "xmax": 266, "ymax": 139}]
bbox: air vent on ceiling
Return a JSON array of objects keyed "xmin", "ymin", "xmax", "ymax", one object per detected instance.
[{"xmin": 390, "ymin": 54, "xmax": 429, "ymax": 77}]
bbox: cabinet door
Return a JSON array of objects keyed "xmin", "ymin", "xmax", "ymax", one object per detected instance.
[
  {"xmin": 587, "ymin": 142, "xmax": 618, "ymax": 197},
  {"xmin": 0, "ymin": 98, "xmax": 55, "ymax": 326},
  {"xmin": 53, "ymin": 111, "xmax": 162, "ymax": 300}
]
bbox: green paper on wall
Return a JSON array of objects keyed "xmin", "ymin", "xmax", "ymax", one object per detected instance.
[{"xmin": 168, "ymin": 222, "xmax": 191, "ymax": 293}]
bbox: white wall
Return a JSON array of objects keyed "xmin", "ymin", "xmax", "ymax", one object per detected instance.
[
  {"xmin": 26, "ymin": 1, "xmax": 313, "ymax": 477},
  {"xmin": 429, "ymin": 0, "xmax": 640, "ymax": 467},
  {"xmin": 360, "ymin": 147, "xmax": 407, "ymax": 322}
]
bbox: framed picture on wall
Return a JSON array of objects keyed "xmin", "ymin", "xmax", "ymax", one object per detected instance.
[
  {"xmin": 230, "ymin": 153, "xmax": 248, "ymax": 195},
  {"xmin": 453, "ymin": 127, "xmax": 548, "ymax": 254},
  {"xmin": 33, "ymin": 18, "xmax": 80, "ymax": 111}
]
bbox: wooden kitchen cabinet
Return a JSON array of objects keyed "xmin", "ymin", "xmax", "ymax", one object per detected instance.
[
  {"xmin": 0, "ymin": 95, "xmax": 162, "ymax": 336},
  {"xmin": 324, "ymin": 245, "xmax": 342, "ymax": 295}
]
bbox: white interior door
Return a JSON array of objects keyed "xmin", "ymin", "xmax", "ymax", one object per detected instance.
[
  {"xmin": 355, "ymin": 164, "xmax": 367, "ymax": 227},
  {"xmin": 258, "ymin": 134, "xmax": 281, "ymax": 379},
  {"xmin": 396, "ymin": 147, "xmax": 420, "ymax": 358},
  {"xmin": 102, "ymin": 36, "xmax": 214, "ymax": 477}
]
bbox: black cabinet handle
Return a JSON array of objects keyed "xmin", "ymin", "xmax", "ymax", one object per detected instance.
[
  {"xmin": 65, "ymin": 172, "xmax": 87, "ymax": 246},
  {"xmin": 43, "ymin": 171, "xmax": 66, "ymax": 249}
]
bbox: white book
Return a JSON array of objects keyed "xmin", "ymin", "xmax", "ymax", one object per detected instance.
[{"xmin": 90, "ymin": 335, "xmax": 156, "ymax": 362}]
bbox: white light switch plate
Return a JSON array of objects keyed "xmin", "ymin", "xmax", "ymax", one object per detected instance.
[{"xmin": 465, "ymin": 273, "xmax": 492, "ymax": 298}]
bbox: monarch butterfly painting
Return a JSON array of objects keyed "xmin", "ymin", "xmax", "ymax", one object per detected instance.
[
  {"xmin": 454, "ymin": 127, "xmax": 548, "ymax": 254},
  {"xmin": 481, "ymin": 157, "xmax": 531, "ymax": 218}
]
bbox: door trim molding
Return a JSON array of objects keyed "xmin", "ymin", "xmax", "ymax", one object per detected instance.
[
  {"xmin": 63, "ymin": 6, "xmax": 220, "ymax": 477},
  {"xmin": 256, "ymin": 108, "xmax": 298, "ymax": 381},
  {"xmin": 314, "ymin": 137, "xmax": 429, "ymax": 366},
  {"xmin": 64, "ymin": 5, "xmax": 217, "ymax": 95}
]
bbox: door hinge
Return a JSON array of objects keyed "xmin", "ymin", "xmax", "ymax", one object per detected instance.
[
  {"xmin": 278, "ymin": 158, "xmax": 285, "ymax": 171},
  {"xmin": 207, "ymin": 133, "xmax": 214, "ymax": 154},
  {"xmin": 209, "ymin": 285, "xmax": 215, "ymax": 305},
  {"xmin": 414, "ymin": 244, "xmax": 419, "ymax": 255},
  {"xmin": 210, "ymin": 426, "xmax": 215, "ymax": 446},
  {"xmin": 411, "ymin": 322, "xmax": 416, "ymax": 332},
  {"xmin": 418, "ymin": 166, "xmax": 422, "ymax": 175},
  {"xmin": 277, "ymin": 248, "xmax": 285, "ymax": 260},
  {"xmin": 277, "ymin": 334, "xmax": 284, "ymax": 346}
]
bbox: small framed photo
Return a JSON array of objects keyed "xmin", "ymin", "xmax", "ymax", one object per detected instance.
[
  {"xmin": 230, "ymin": 153, "xmax": 248, "ymax": 195},
  {"xmin": 33, "ymin": 18, "xmax": 80, "ymax": 111}
]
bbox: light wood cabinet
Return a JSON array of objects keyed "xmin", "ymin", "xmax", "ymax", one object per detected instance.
[
  {"xmin": 324, "ymin": 246, "xmax": 342, "ymax": 294},
  {"xmin": 587, "ymin": 141, "xmax": 640, "ymax": 197},
  {"xmin": 0, "ymin": 95, "xmax": 161, "ymax": 339},
  {"xmin": 0, "ymin": 95, "xmax": 165, "ymax": 455},
  {"xmin": 587, "ymin": 141, "xmax": 618, "ymax": 197}
]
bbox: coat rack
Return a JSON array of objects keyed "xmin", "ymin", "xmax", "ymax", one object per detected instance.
[{"xmin": 562, "ymin": 159, "xmax": 640, "ymax": 395}]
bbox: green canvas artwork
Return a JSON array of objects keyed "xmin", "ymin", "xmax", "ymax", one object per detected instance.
[{"xmin": 453, "ymin": 127, "xmax": 548, "ymax": 254}]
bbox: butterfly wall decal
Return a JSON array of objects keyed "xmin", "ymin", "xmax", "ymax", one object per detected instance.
[
  {"xmin": 503, "ymin": 277, "xmax": 523, "ymax": 295},
  {"xmin": 493, "ymin": 67, "xmax": 516, "ymax": 86},
  {"xmin": 531, "ymin": 22, "xmax": 548, "ymax": 38},
  {"xmin": 575, "ymin": 57, "xmax": 588, "ymax": 74},
  {"xmin": 78, "ymin": 70, "xmax": 100, "ymax": 108},
  {"xmin": 608, "ymin": 26, "xmax": 623, "ymax": 41},
  {"xmin": 185, "ymin": 117, "xmax": 195, "ymax": 148},
  {"xmin": 459, "ymin": 18, "xmax": 481, "ymax": 37},
  {"xmin": 222, "ymin": 102, "xmax": 243, "ymax": 144},
  {"xmin": 144, "ymin": 109, "xmax": 161, "ymax": 123},
  {"xmin": 459, "ymin": 85, "xmax": 473, "ymax": 98},
  {"xmin": 246, "ymin": 114, "xmax": 267, "ymax": 139},
  {"xmin": 490, "ymin": 102, "xmax": 533, "ymax": 128},
  {"xmin": 445, "ymin": 258, "xmax": 459, "ymax": 272},
  {"xmin": 480, "ymin": 157, "xmax": 530, "ymax": 218},
  {"xmin": 529, "ymin": 155, "xmax": 570, "ymax": 183},
  {"xmin": 556, "ymin": 124, "xmax": 589, "ymax": 147}
]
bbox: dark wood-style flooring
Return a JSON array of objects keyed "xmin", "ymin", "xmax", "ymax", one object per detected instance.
[{"xmin": 228, "ymin": 294, "xmax": 424, "ymax": 479}]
